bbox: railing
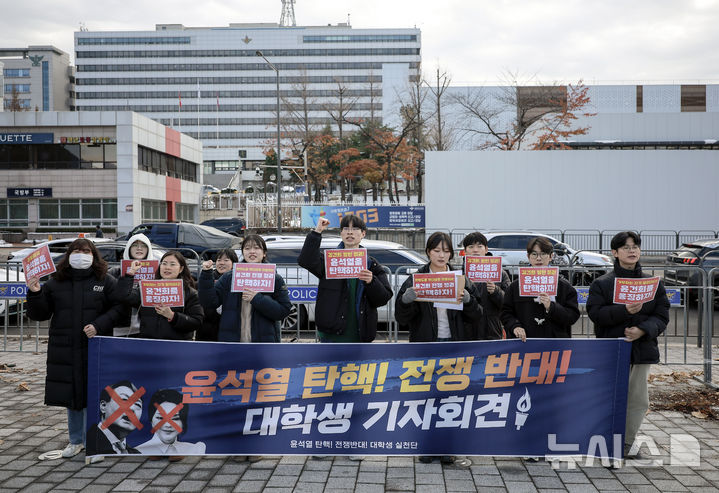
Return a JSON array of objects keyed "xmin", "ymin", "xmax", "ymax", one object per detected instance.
[{"xmin": 2, "ymin": 260, "xmax": 718, "ymax": 384}]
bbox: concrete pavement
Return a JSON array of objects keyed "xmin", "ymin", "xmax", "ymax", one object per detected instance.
[{"xmin": 2, "ymin": 340, "xmax": 719, "ymax": 492}]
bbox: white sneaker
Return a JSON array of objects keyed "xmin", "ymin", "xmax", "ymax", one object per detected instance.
[
  {"xmin": 454, "ymin": 457, "xmax": 472, "ymax": 467},
  {"xmin": 85, "ymin": 455, "xmax": 104, "ymax": 465},
  {"xmin": 348, "ymin": 455, "xmax": 364, "ymax": 461},
  {"xmin": 61, "ymin": 443, "xmax": 84, "ymax": 458}
]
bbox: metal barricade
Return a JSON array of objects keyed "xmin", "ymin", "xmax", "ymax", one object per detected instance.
[
  {"xmin": 562, "ymin": 230, "xmax": 602, "ymax": 252},
  {"xmin": 1, "ymin": 261, "xmax": 40, "ymax": 352},
  {"xmin": 275, "ymin": 263, "xmax": 395, "ymax": 343}
]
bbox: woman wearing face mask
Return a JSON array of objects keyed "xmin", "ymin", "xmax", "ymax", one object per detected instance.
[
  {"xmin": 121, "ymin": 251, "xmax": 204, "ymax": 340},
  {"xmin": 394, "ymin": 232, "xmax": 481, "ymax": 468},
  {"xmin": 195, "ymin": 248, "xmax": 238, "ymax": 341},
  {"xmin": 109, "ymin": 234, "xmax": 154, "ymax": 337},
  {"xmin": 199, "ymin": 234, "xmax": 291, "ymax": 342},
  {"xmin": 25, "ymin": 239, "xmax": 124, "ymax": 460},
  {"xmin": 135, "ymin": 389, "xmax": 206, "ymax": 455}
]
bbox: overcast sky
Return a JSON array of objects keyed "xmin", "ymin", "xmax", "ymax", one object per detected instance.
[{"xmin": 3, "ymin": 0, "xmax": 718, "ymax": 85}]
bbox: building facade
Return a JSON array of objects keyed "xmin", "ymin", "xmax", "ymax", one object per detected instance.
[
  {"xmin": 0, "ymin": 111, "xmax": 202, "ymax": 234},
  {"xmin": 73, "ymin": 23, "xmax": 421, "ymax": 188},
  {"xmin": 1, "ymin": 46, "xmax": 74, "ymax": 112},
  {"xmin": 442, "ymin": 83, "xmax": 719, "ymax": 150}
]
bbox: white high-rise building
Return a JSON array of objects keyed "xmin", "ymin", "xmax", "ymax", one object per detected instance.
[
  {"xmin": 73, "ymin": 23, "xmax": 421, "ymax": 186},
  {"xmin": 1, "ymin": 46, "xmax": 74, "ymax": 112}
]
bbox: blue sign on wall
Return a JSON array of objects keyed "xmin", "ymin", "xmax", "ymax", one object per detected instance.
[
  {"xmin": 301, "ymin": 205, "xmax": 425, "ymax": 228},
  {"xmin": 0, "ymin": 133, "xmax": 53, "ymax": 144},
  {"xmin": 287, "ymin": 286, "xmax": 317, "ymax": 303},
  {"xmin": 0, "ymin": 283, "xmax": 27, "ymax": 299}
]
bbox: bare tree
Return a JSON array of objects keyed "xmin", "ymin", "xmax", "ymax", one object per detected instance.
[
  {"xmin": 451, "ymin": 71, "xmax": 577, "ymax": 150},
  {"xmin": 425, "ymin": 66, "xmax": 456, "ymax": 151},
  {"xmin": 280, "ymin": 68, "xmax": 323, "ymax": 158},
  {"xmin": 6, "ymin": 86, "xmax": 27, "ymax": 112},
  {"xmin": 398, "ymin": 67, "xmax": 430, "ymax": 202}
]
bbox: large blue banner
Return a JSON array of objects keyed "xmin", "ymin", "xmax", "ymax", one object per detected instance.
[
  {"xmin": 87, "ymin": 338, "xmax": 629, "ymax": 458},
  {"xmin": 301, "ymin": 205, "xmax": 425, "ymax": 228}
]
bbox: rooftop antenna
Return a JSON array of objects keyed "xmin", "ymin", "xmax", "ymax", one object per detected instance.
[
  {"xmin": 79, "ymin": 22, "xmax": 88, "ymax": 32},
  {"xmin": 347, "ymin": 13, "xmax": 351, "ymax": 26},
  {"xmin": 280, "ymin": 0, "xmax": 296, "ymax": 27}
]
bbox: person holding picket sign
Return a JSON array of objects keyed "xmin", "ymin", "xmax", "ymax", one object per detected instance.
[
  {"xmin": 26, "ymin": 238, "xmax": 124, "ymax": 462},
  {"xmin": 198, "ymin": 234, "xmax": 291, "ymax": 343},
  {"xmin": 195, "ymin": 248, "xmax": 239, "ymax": 341},
  {"xmin": 501, "ymin": 237, "xmax": 580, "ymax": 342},
  {"xmin": 395, "ymin": 231, "xmax": 481, "ymax": 467},
  {"xmin": 119, "ymin": 250, "xmax": 203, "ymax": 341},
  {"xmin": 586, "ymin": 231, "xmax": 669, "ymax": 460},
  {"xmin": 461, "ymin": 232, "xmax": 511, "ymax": 340},
  {"xmin": 109, "ymin": 233, "xmax": 154, "ymax": 337}
]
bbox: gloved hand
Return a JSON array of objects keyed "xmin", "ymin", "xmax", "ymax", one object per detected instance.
[
  {"xmin": 461, "ymin": 289, "xmax": 471, "ymax": 303},
  {"xmin": 402, "ymin": 287, "xmax": 418, "ymax": 304}
]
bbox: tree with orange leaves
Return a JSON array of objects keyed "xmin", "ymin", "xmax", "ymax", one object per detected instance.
[
  {"xmin": 305, "ymin": 133, "xmax": 339, "ymax": 201},
  {"xmin": 531, "ymin": 81, "xmax": 595, "ymax": 150},
  {"xmin": 330, "ymin": 147, "xmax": 360, "ymax": 201},
  {"xmin": 451, "ymin": 72, "xmax": 594, "ymax": 151}
]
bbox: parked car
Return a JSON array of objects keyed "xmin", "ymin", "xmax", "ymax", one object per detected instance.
[
  {"xmin": 256, "ymin": 235, "xmax": 427, "ymax": 332},
  {"xmin": 200, "ymin": 217, "xmax": 246, "ymax": 236},
  {"xmin": 122, "ymin": 223, "xmax": 242, "ymax": 257},
  {"xmin": 460, "ymin": 231, "xmax": 613, "ymax": 284},
  {"xmin": 664, "ymin": 238, "xmax": 719, "ymax": 302},
  {"xmin": 7, "ymin": 237, "xmax": 114, "ymax": 264},
  {"xmin": 201, "ymin": 184, "xmax": 221, "ymax": 195}
]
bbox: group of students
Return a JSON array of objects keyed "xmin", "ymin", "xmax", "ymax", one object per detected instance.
[{"xmin": 26, "ymin": 214, "xmax": 668, "ymax": 465}]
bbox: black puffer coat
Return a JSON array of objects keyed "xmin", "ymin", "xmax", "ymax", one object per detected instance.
[
  {"xmin": 587, "ymin": 261, "xmax": 669, "ymax": 364},
  {"xmin": 464, "ymin": 268, "xmax": 511, "ymax": 340},
  {"xmin": 119, "ymin": 275, "xmax": 204, "ymax": 340},
  {"xmin": 395, "ymin": 263, "xmax": 483, "ymax": 342},
  {"xmin": 196, "ymin": 269, "xmax": 222, "ymax": 341},
  {"xmin": 26, "ymin": 269, "xmax": 123, "ymax": 410},
  {"xmin": 297, "ymin": 231, "xmax": 393, "ymax": 342},
  {"xmin": 501, "ymin": 276, "xmax": 580, "ymax": 339}
]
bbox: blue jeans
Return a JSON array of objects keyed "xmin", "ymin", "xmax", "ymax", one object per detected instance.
[{"xmin": 67, "ymin": 408, "xmax": 87, "ymax": 445}]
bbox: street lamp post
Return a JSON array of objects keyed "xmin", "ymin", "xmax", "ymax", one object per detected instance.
[{"xmin": 256, "ymin": 50, "xmax": 282, "ymax": 232}]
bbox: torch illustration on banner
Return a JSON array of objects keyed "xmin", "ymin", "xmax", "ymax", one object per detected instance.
[{"xmin": 515, "ymin": 389, "xmax": 532, "ymax": 430}]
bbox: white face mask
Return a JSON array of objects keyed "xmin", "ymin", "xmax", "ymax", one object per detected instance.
[{"xmin": 69, "ymin": 253, "xmax": 93, "ymax": 270}]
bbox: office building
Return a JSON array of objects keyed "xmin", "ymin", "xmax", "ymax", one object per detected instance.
[
  {"xmin": 1, "ymin": 46, "xmax": 74, "ymax": 112},
  {"xmin": 0, "ymin": 111, "xmax": 202, "ymax": 233},
  {"xmin": 73, "ymin": 23, "xmax": 421, "ymax": 187}
]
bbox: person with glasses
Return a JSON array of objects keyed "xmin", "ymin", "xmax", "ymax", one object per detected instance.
[
  {"xmin": 586, "ymin": 231, "xmax": 669, "ymax": 460},
  {"xmin": 120, "ymin": 251, "xmax": 204, "ymax": 341},
  {"xmin": 298, "ymin": 214, "xmax": 393, "ymax": 343},
  {"xmin": 199, "ymin": 235, "xmax": 291, "ymax": 343},
  {"xmin": 501, "ymin": 237, "xmax": 579, "ymax": 341},
  {"xmin": 109, "ymin": 233, "xmax": 154, "ymax": 337}
]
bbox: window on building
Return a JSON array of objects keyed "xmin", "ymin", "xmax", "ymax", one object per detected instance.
[
  {"xmin": 175, "ymin": 203, "xmax": 195, "ymax": 222},
  {"xmin": 3, "ymin": 68, "xmax": 31, "ymax": 77},
  {"xmin": 141, "ymin": 199, "xmax": 167, "ymax": 222},
  {"xmin": 4, "ymin": 84, "xmax": 30, "ymax": 93},
  {"xmin": 0, "ymin": 199, "xmax": 29, "ymax": 227},
  {"xmin": 681, "ymin": 85, "xmax": 706, "ymax": 112},
  {"xmin": 137, "ymin": 145, "xmax": 198, "ymax": 182},
  {"xmin": 39, "ymin": 198, "xmax": 117, "ymax": 227}
]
